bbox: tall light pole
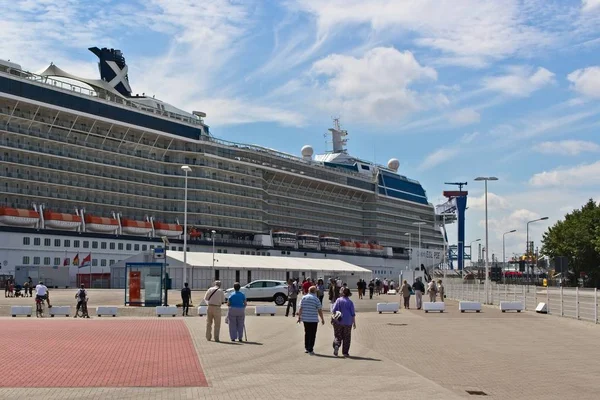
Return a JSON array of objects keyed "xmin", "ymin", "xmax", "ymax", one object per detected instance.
[
  {"xmin": 469, "ymin": 239, "xmax": 481, "ymax": 268},
  {"xmin": 526, "ymin": 217, "xmax": 548, "ymax": 284},
  {"xmin": 211, "ymin": 229, "xmax": 216, "ymax": 282},
  {"xmin": 181, "ymin": 165, "xmax": 192, "ymax": 287},
  {"xmin": 404, "ymin": 232, "xmax": 412, "ymax": 270},
  {"xmin": 502, "ymin": 230, "xmax": 517, "ymax": 282},
  {"xmin": 413, "ymin": 221, "xmax": 426, "ymax": 272},
  {"xmin": 474, "ymin": 176, "xmax": 498, "ymax": 304}
]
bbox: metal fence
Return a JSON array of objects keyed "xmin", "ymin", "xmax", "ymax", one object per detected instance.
[{"xmin": 444, "ymin": 279, "xmax": 599, "ymax": 324}]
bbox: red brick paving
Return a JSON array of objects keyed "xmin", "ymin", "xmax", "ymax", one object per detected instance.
[{"xmin": 0, "ymin": 319, "xmax": 208, "ymax": 388}]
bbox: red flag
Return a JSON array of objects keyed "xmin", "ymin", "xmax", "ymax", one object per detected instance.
[
  {"xmin": 63, "ymin": 257, "xmax": 69, "ymax": 266},
  {"xmin": 80, "ymin": 253, "xmax": 92, "ymax": 268}
]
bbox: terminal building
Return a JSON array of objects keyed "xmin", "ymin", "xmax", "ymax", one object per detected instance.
[{"xmin": 111, "ymin": 251, "xmax": 373, "ymax": 290}]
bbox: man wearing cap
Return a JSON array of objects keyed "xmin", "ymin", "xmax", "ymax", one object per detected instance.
[{"xmin": 203, "ymin": 281, "xmax": 225, "ymax": 342}]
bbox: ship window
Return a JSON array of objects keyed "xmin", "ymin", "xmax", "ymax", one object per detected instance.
[
  {"xmin": 217, "ymin": 249, "xmax": 222, "ymax": 254},
  {"xmin": 54, "ymin": 239, "xmax": 61, "ymax": 247},
  {"xmin": 267, "ymin": 252, "xmax": 270, "ymax": 256},
  {"xmin": 251, "ymin": 251, "xmax": 255, "ymax": 255},
  {"xmin": 99, "ymin": 242, "xmax": 106, "ymax": 249},
  {"xmin": 33, "ymin": 257, "xmax": 40, "ymax": 265},
  {"xmin": 223, "ymin": 250, "xmax": 227, "ymax": 254},
  {"xmin": 281, "ymin": 251, "xmax": 285, "ymax": 255},
  {"xmin": 126, "ymin": 244, "xmax": 132, "ymax": 251},
  {"xmin": 110, "ymin": 243, "xmax": 116, "ymax": 250},
  {"xmin": 43, "ymin": 257, "xmax": 50, "ymax": 265},
  {"xmin": 23, "ymin": 256, "xmax": 30, "ymax": 264},
  {"xmin": 92, "ymin": 259, "xmax": 98, "ymax": 266},
  {"xmin": 54, "ymin": 257, "xmax": 60, "ymax": 265},
  {"xmin": 171, "ymin": 246, "xmax": 176, "ymax": 251},
  {"xmin": 83, "ymin": 241, "xmax": 89, "ymax": 248},
  {"xmin": 118, "ymin": 243, "xmax": 123, "ymax": 250},
  {"xmin": 74, "ymin": 240, "xmax": 80, "ymax": 248},
  {"xmin": 23, "ymin": 237, "xmax": 30, "ymax": 245},
  {"xmin": 142, "ymin": 245, "xmax": 147, "ymax": 251},
  {"xmin": 34, "ymin": 238, "xmax": 40, "ymax": 246},
  {"xmin": 64, "ymin": 240, "xmax": 70, "ymax": 247},
  {"xmin": 101, "ymin": 259, "xmax": 107, "ymax": 267},
  {"xmin": 361, "ymin": 165, "xmax": 370, "ymax": 170},
  {"xmin": 110, "ymin": 260, "xmax": 115, "ymax": 265},
  {"xmin": 178, "ymin": 247, "xmax": 183, "ymax": 251},
  {"xmin": 44, "ymin": 238, "xmax": 51, "ymax": 246},
  {"xmin": 134, "ymin": 244, "xmax": 140, "ymax": 251}
]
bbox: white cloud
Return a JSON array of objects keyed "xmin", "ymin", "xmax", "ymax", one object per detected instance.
[
  {"xmin": 529, "ymin": 161, "xmax": 600, "ymax": 187},
  {"xmin": 567, "ymin": 66, "xmax": 600, "ymax": 98},
  {"xmin": 461, "ymin": 132, "xmax": 480, "ymax": 144},
  {"xmin": 419, "ymin": 148, "xmax": 459, "ymax": 170},
  {"xmin": 450, "ymin": 108, "xmax": 480, "ymax": 125},
  {"xmin": 468, "ymin": 193, "xmax": 510, "ymax": 211},
  {"xmin": 582, "ymin": 0, "xmax": 600, "ymax": 12},
  {"xmin": 310, "ymin": 47, "xmax": 437, "ymax": 123},
  {"xmin": 483, "ymin": 66, "xmax": 555, "ymax": 97},
  {"xmin": 535, "ymin": 140, "xmax": 600, "ymax": 155},
  {"xmin": 198, "ymin": 98, "xmax": 305, "ymax": 127}
]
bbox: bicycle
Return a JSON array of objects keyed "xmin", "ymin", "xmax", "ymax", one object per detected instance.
[
  {"xmin": 76, "ymin": 298, "xmax": 90, "ymax": 318},
  {"xmin": 35, "ymin": 296, "xmax": 45, "ymax": 318}
]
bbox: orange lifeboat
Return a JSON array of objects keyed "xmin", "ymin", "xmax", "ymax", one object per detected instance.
[
  {"xmin": 340, "ymin": 240, "xmax": 356, "ymax": 253},
  {"xmin": 154, "ymin": 221, "xmax": 183, "ymax": 238},
  {"xmin": 355, "ymin": 242, "xmax": 371, "ymax": 254},
  {"xmin": 369, "ymin": 243, "xmax": 384, "ymax": 255},
  {"xmin": 121, "ymin": 218, "xmax": 153, "ymax": 235},
  {"xmin": 188, "ymin": 228, "xmax": 202, "ymax": 238},
  {"xmin": 43, "ymin": 211, "xmax": 82, "ymax": 230},
  {"xmin": 84, "ymin": 215, "xmax": 119, "ymax": 233},
  {"xmin": 0, "ymin": 207, "xmax": 40, "ymax": 227}
]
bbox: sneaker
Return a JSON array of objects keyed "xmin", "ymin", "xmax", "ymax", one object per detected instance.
[
  {"xmin": 343, "ymin": 354, "xmax": 350, "ymax": 358},
  {"xmin": 305, "ymin": 349, "xmax": 309, "ymax": 353},
  {"xmin": 333, "ymin": 343, "xmax": 339, "ymax": 357},
  {"xmin": 309, "ymin": 351, "xmax": 315, "ymax": 355}
]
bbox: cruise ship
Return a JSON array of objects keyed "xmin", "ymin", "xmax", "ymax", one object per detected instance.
[{"xmin": 0, "ymin": 47, "xmax": 446, "ymax": 288}]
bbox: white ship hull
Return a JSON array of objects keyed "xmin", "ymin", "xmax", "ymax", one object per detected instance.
[
  {"xmin": 45, "ymin": 220, "xmax": 81, "ymax": 230},
  {"xmin": 155, "ymin": 229, "xmax": 182, "ymax": 238},
  {"xmin": 0, "ymin": 216, "xmax": 38, "ymax": 227},
  {"xmin": 86, "ymin": 223, "xmax": 119, "ymax": 233}
]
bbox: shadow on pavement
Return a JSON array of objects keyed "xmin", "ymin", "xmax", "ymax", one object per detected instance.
[{"xmin": 313, "ymin": 354, "xmax": 381, "ymax": 361}]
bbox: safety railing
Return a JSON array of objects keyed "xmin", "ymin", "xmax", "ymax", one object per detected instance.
[{"xmin": 444, "ymin": 279, "xmax": 598, "ymax": 324}]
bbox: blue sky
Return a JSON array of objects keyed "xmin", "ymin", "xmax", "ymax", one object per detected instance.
[{"xmin": 2, "ymin": 0, "xmax": 600, "ymax": 260}]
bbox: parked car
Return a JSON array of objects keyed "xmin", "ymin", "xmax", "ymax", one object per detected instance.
[{"xmin": 224, "ymin": 280, "xmax": 289, "ymax": 306}]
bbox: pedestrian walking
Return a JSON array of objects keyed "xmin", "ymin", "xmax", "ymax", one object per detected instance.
[
  {"xmin": 286, "ymin": 278, "xmax": 299, "ymax": 317},
  {"xmin": 297, "ymin": 286, "xmax": 325, "ymax": 355},
  {"xmin": 181, "ymin": 282, "xmax": 192, "ymax": 316},
  {"xmin": 316, "ymin": 279, "xmax": 325, "ymax": 305},
  {"xmin": 227, "ymin": 282, "xmax": 247, "ymax": 342},
  {"xmin": 437, "ymin": 280, "xmax": 445, "ymax": 302},
  {"xmin": 203, "ymin": 280, "xmax": 225, "ymax": 342},
  {"xmin": 331, "ymin": 287, "xmax": 356, "ymax": 357},
  {"xmin": 427, "ymin": 280, "xmax": 438, "ymax": 302},
  {"xmin": 413, "ymin": 277, "xmax": 425, "ymax": 310},
  {"xmin": 400, "ymin": 280, "xmax": 411, "ymax": 309},
  {"xmin": 368, "ymin": 280, "xmax": 375, "ymax": 299}
]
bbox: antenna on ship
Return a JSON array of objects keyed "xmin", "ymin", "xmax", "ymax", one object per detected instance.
[{"xmin": 327, "ymin": 117, "xmax": 348, "ymax": 153}]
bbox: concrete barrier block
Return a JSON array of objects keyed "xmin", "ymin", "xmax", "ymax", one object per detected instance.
[
  {"xmin": 535, "ymin": 302, "xmax": 548, "ymax": 314},
  {"xmin": 50, "ymin": 306, "xmax": 71, "ymax": 317},
  {"xmin": 459, "ymin": 301, "xmax": 481, "ymax": 313},
  {"xmin": 500, "ymin": 301, "xmax": 524, "ymax": 312},
  {"xmin": 96, "ymin": 306, "xmax": 118, "ymax": 317},
  {"xmin": 197, "ymin": 305, "xmax": 207, "ymax": 316},
  {"xmin": 387, "ymin": 289, "xmax": 397, "ymax": 295},
  {"xmin": 11, "ymin": 305, "xmax": 32, "ymax": 317},
  {"xmin": 156, "ymin": 306, "xmax": 178, "ymax": 317},
  {"xmin": 255, "ymin": 305, "xmax": 277, "ymax": 316},
  {"xmin": 423, "ymin": 302, "xmax": 445, "ymax": 313},
  {"xmin": 377, "ymin": 302, "xmax": 399, "ymax": 314}
]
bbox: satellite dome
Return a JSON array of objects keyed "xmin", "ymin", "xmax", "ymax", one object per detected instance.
[
  {"xmin": 387, "ymin": 158, "xmax": 400, "ymax": 171},
  {"xmin": 301, "ymin": 145, "xmax": 314, "ymax": 160}
]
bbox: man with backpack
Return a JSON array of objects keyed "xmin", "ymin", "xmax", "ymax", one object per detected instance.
[
  {"xmin": 74, "ymin": 284, "xmax": 89, "ymax": 318},
  {"xmin": 286, "ymin": 278, "xmax": 299, "ymax": 317}
]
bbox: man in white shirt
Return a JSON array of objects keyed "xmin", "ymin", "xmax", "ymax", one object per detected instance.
[
  {"xmin": 35, "ymin": 281, "xmax": 51, "ymax": 307},
  {"xmin": 203, "ymin": 281, "xmax": 225, "ymax": 342}
]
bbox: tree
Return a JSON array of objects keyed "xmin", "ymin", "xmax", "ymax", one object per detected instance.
[{"xmin": 541, "ymin": 199, "xmax": 600, "ymax": 288}]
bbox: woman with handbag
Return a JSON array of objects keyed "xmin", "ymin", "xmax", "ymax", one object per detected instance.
[{"xmin": 331, "ymin": 287, "xmax": 356, "ymax": 357}]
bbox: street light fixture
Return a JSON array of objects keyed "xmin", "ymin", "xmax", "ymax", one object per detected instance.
[
  {"xmin": 474, "ymin": 176, "xmax": 498, "ymax": 304},
  {"xmin": 412, "ymin": 221, "xmax": 426, "ymax": 271},
  {"xmin": 181, "ymin": 165, "xmax": 192, "ymax": 286},
  {"xmin": 404, "ymin": 233, "xmax": 412, "ymax": 270},
  {"xmin": 526, "ymin": 217, "xmax": 548, "ymax": 284}
]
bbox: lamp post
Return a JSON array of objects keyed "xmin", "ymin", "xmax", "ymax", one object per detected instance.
[
  {"xmin": 474, "ymin": 176, "xmax": 498, "ymax": 304},
  {"xmin": 404, "ymin": 232, "xmax": 412, "ymax": 270},
  {"xmin": 502, "ymin": 230, "xmax": 517, "ymax": 283},
  {"xmin": 413, "ymin": 221, "xmax": 426, "ymax": 272},
  {"xmin": 526, "ymin": 217, "xmax": 548, "ymax": 284},
  {"xmin": 211, "ymin": 229, "xmax": 216, "ymax": 282},
  {"xmin": 469, "ymin": 239, "xmax": 481, "ymax": 268},
  {"xmin": 181, "ymin": 165, "xmax": 192, "ymax": 287}
]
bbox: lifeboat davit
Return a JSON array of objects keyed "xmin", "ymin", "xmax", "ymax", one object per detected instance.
[
  {"xmin": 0, "ymin": 207, "xmax": 40, "ymax": 227},
  {"xmin": 84, "ymin": 215, "xmax": 119, "ymax": 233},
  {"xmin": 121, "ymin": 218, "xmax": 152, "ymax": 235},
  {"xmin": 355, "ymin": 242, "xmax": 371, "ymax": 254},
  {"xmin": 340, "ymin": 240, "xmax": 356, "ymax": 253},
  {"xmin": 43, "ymin": 211, "xmax": 82, "ymax": 230},
  {"xmin": 154, "ymin": 221, "xmax": 183, "ymax": 238}
]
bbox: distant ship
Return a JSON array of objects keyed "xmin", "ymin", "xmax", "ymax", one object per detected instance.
[{"xmin": 0, "ymin": 47, "xmax": 446, "ymax": 288}]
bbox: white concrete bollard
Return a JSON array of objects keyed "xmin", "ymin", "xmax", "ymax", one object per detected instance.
[
  {"xmin": 156, "ymin": 306, "xmax": 178, "ymax": 317},
  {"xmin": 459, "ymin": 301, "xmax": 482, "ymax": 313},
  {"xmin": 500, "ymin": 301, "xmax": 524, "ymax": 312},
  {"xmin": 423, "ymin": 302, "xmax": 445, "ymax": 313},
  {"xmin": 49, "ymin": 306, "xmax": 71, "ymax": 317},
  {"xmin": 377, "ymin": 302, "xmax": 399, "ymax": 314},
  {"xmin": 11, "ymin": 305, "xmax": 32, "ymax": 317},
  {"xmin": 96, "ymin": 306, "xmax": 118, "ymax": 317},
  {"xmin": 255, "ymin": 305, "xmax": 277, "ymax": 316}
]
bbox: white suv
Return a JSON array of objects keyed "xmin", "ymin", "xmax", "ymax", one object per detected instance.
[{"xmin": 224, "ymin": 280, "xmax": 289, "ymax": 306}]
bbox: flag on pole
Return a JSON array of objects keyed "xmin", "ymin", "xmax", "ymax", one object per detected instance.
[
  {"xmin": 80, "ymin": 253, "xmax": 92, "ymax": 268},
  {"xmin": 63, "ymin": 257, "xmax": 69, "ymax": 266},
  {"xmin": 72, "ymin": 253, "xmax": 80, "ymax": 266}
]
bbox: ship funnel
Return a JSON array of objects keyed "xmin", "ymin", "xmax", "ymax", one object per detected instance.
[{"xmin": 89, "ymin": 47, "xmax": 132, "ymax": 97}]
